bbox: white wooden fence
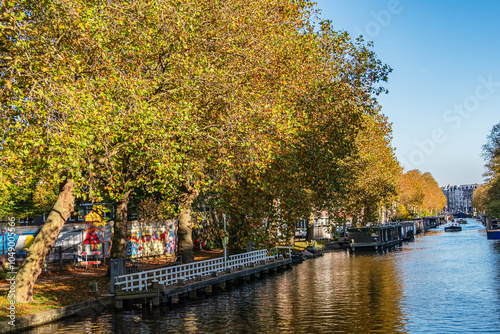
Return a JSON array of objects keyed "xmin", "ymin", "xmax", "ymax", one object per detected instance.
[{"xmin": 114, "ymin": 249, "xmax": 288, "ymax": 292}]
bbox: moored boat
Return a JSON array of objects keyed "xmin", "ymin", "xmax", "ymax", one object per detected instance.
[
  {"xmin": 291, "ymin": 253, "xmax": 306, "ymax": 263},
  {"xmin": 444, "ymin": 222, "xmax": 462, "ymax": 232},
  {"xmin": 487, "ymin": 229, "xmax": 500, "ymax": 240},
  {"xmin": 486, "ymin": 219, "xmax": 500, "ymax": 239}
]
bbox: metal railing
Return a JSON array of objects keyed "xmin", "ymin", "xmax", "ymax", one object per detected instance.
[
  {"xmin": 275, "ymin": 247, "xmax": 292, "ymax": 257},
  {"xmin": 114, "ymin": 249, "xmax": 275, "ymax": 292},
  {"xmin": 122, "ymin": 255, "xmax": 181, "ymax": 274}
]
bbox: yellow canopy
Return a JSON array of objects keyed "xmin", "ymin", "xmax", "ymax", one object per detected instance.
[{"xmin": 85, "ymin": 211, "xmax": 102, "ymax": 223}]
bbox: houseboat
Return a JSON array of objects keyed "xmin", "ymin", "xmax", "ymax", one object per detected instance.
[
  {"xmin": 486, "ymin": 219, "xmax": 500, "ymax": 240},
  {"xmin": 423, "ymin": 216, "xmax": 440, "ymax": 229},
  {"xmin": 348, "ymin": 222, "xmax": 416, "ymax": 251}
]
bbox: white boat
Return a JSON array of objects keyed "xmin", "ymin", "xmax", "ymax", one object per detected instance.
[
  {"xmin": 444, "ymin": 222, "xmax": 462, "ymax": 232},
  {"xmin": 457, "ymin": 218, "xmax": 467, "ymax": 224}
]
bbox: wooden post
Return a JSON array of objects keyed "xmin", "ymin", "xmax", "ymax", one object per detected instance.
[
  {"xmin": 59, "ymin": 246, "xmax": 63, "ymax": 271},
  {"xmin": 115, "ymin": 299, "xmax": 123, "ymax": 309}
]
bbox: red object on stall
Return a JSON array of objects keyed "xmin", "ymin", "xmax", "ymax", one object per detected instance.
[{"xmin": 83, "ymin": 229, "xmax": 101, "ymax": 245}]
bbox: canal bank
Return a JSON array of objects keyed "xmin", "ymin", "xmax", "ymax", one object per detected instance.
[
  {"xmin": 114, "ymin": 255, "xmax": 292, "ymax": 309},
  {"xmin": 17, "ymin": 219, "xmax": 500, "ymax": 333},
  {"xmin": 112, "ymin": 249, "xmax": 294, "ymax": 311},
  {"xmin": 0, "ymin": 269, "xmax": 112, "ymax": 333},
  {"xmin": 0, "ymin": 250, "xmax": 293, "ymax": 332},
  {"xmin": 0, "ymin": 297, "xmax": 113, "ymax": 334}
]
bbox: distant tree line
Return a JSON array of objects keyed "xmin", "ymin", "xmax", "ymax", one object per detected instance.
[{"xmin": 394, "ymin": 169, "xmax": 447, "ymax": 220}]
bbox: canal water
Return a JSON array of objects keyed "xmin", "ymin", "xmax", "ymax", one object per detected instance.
[{"xmin": 24, "ymin": 218, "xmax": 500, "ymax": 333}]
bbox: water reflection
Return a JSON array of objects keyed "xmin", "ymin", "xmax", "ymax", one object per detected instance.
[
  {"xmin": 491, "ymin": 239, "xmax": 500, "ymax": 314},
  {"xmin": 23, "ymin": 218, "xmax": 500, "ymax": 333},
  {"xmin": 22, "ymin": 313, "xmax": 114, "ymax": 333},
  {"xmin": 491, "ymin": 239, "xmax": 500, "ymax": 254}
]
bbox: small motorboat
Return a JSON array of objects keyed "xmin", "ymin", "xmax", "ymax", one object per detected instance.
[
  {"xmin": 444, "ymin": 222, "xmax": 462, "ymax": 232},
  {"xmin": 291, "ymin": 253, "xmax": 306, "ymax": 264},
  {"xmin": 457, "ymin": 218, "xmax": 467, "ymax": 224}
]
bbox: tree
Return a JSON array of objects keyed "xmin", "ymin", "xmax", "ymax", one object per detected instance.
[
  {"xmin": 342, "ymin": 112, "xmax": 401, "ymax": 225},
  {"xmin": 210, "ymin": 21, "xmax": 394, "ymax": 245},
  {"xmin": 2, "ymin": 0, "xmax": 396, "ymax": 301},
  {"xmin": 479, "ymin": 122, "xmax": 500, "ymax": 218},
  {"xmin": 420, "ymin": 172, "xmax": 447, "ymax": 215},
  {"xmin": 482, "ymin": 122, "xmax": 500, "ymax": 178},
  {"xmin": 471, "ymin": 183, "xmax": 490, "ymax": 214},
  {"xmin": 0, "ymin": 171, "xmax": 15, "ymax": 218},
  {"xmin": 397, "ymin": 169, "xmax": 446, "ymax": 218},
  {"xmin": 398, "ymin": 170, "xmax": 425, "ymax": 216},
  {"xmin": 2, "ymin": 0, "xmax": 185, "ymax": 299},
  {"xmin": 1, "ymin": 0, "xmax": 103, "ymax": 302}
]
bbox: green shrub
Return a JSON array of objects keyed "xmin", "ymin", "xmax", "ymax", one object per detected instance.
[{"xmin": 204, "ymin": 239, "xmax": 222, "ymax": 251}]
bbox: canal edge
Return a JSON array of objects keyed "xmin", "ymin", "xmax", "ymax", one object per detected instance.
[
  {"xmin": 1, "ymin": 253, "xmax": 307, "ymax": 332},
  {"xmin": 0, "ymin": 297, "xmax": 113, "ymax": 334}
]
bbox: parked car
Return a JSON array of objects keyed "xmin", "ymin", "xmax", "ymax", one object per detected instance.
[{"xmin": 295, "ymin": 229, "xmax": 307, "ymax": 239}]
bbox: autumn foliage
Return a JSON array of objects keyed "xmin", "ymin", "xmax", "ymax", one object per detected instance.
[
  {"xmin": 1, "ymin": 0, "xmax": 406, "ymax": 300},
  {"xmin": 473, "ymin": 122, "xmax": 500, "ymax": 218},
  {"xmin": 396, "ymin": 169, "xmax": 447, "ymax": 219}
]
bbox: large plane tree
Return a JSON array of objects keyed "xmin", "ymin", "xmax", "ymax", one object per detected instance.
[{"xmin": 2, "ymin": 0, "xmax": 396, "ymax": 304}]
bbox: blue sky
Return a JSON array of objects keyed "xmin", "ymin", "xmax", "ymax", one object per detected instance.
[{"xmin": 314, "ymin": 0, "xmax": 500, "ymax": 186}]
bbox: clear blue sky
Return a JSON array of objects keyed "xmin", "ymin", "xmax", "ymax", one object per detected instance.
[{"xmin": 314, "ymin": 0, "xmax": 500, "ymax": 186}]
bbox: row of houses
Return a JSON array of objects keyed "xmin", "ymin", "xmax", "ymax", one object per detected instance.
[{"xmin": 441, "ymin": 184, "xmax": 480, "ymax": 214}]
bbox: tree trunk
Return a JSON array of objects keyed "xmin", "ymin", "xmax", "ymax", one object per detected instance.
[
  {"xmin": 306, "ymin": 209, "xmax": 315, "ymax": 242},
  {"xmin": 228, "ymin": 213, "xmax": 247, "ymax": 255},
  {"xmin": 177, "ymin": 185, "xmax": 198, "ymax": 264},
  {"xmin": 110, "ymin": 190, "xmax": 131, "ymax": 260},
  {"xmin": 380, "ymin": 206, "xmax": 386, "ymax": 224},
  {"xmin": 267, "ymin": 199, "xmax": 280, "ymax": 249},
  {"xmin": 268, "ymin": 218, "xmax": 278, "ymax": 249},
  {"xmin": 206, "ymin": 209, "xmax": 222, "ymax": 249},
  {"xmin": 15, "ymin": 179, "xmax": 75, "ymax": 303}
]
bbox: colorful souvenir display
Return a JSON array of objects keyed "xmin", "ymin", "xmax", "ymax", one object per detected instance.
[{"xmin": 125, "ymin": 226, "xmax": 177, "ymax": 258}]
